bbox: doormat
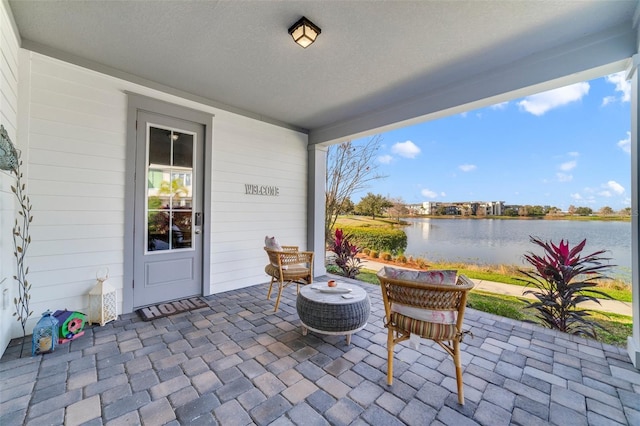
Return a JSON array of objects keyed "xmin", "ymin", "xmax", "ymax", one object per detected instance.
[{"xmin": 135, "ymin": 297, "xmax": 209, "ymax": 321}]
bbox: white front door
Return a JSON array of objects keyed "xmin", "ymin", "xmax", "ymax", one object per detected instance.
[{"xmin": 133, "ymin": 111, "xmax": 204, "ymax": 307}]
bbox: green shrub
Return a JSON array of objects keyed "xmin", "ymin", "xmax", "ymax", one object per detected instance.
[
  {"xmin": 370, "ymin": 250, "xmax": 379, "ymax": 258},
  {"xmin": 362, "ymin": 248, "xmax": 371, "ymax": 255},
  {"xmin": 325, "ymin": 264, "xmax": 342, "ymax": 275},
  {"xmin": 335, "ymin": 226, "xmax": 407, "ymax": 255},
  {"xmin": 381, "ymin": 252, "xmax": 392, "ymax": 261},
  {"xmin": 396, "ymin": 254, "xmax": 407, "ymax": 264}
]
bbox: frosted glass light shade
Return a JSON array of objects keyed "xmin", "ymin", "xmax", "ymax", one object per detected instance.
[{"xmin": 288, "ymin": 17, "xmax": 321, "ymax": 48}]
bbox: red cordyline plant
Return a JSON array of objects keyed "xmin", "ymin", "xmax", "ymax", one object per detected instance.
[
  {"xmin": 518, "ymin": 236, "xmax": 613, "ymax": 339},
  {"xmin": 332, "ymin": 228, "xmax": 362, "ymax": 279}
]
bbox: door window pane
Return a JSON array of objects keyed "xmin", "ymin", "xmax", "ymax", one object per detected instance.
[
  {"xmin": 148, "ymin": 211, "xmax": 170, "ymax": 251},
  {"xmin": 173, "ymin": 133, "xmax": 193, "ymax": 168},
  {"xmin": 148, "ymin": 127, "xmax": 171, "ymax": 166}
]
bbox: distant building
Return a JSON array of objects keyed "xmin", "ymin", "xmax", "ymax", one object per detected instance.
[{"xmin": 417, "ymin": 200, "xmax": 505, "ymax": 216}]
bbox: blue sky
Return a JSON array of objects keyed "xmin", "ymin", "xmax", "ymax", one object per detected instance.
[{"xmin": 351, "ymin": 72, "xmax": 631, "ymax": 211}]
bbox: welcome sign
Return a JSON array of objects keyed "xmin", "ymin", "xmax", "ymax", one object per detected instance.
[{"xmin": 245, "ymin": 184, "xmax": 279, "ymax": 196}]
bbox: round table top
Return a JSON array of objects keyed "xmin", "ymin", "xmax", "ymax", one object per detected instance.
[{"xmin": 300, "ymin": 281, "xmax": 368, "ymax": 304}]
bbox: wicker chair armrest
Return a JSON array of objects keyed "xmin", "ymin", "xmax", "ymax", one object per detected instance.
[{"xmin": 456, "ymin": 274, "xmax": 474, "ymax": 288}]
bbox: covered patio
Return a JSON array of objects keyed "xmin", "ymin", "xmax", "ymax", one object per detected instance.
[
  {"xmin": 2, "ymin": 277, "xmax": 638, "ymax": 425},
  {"xmin": 1, "ymin": 2, "xmax": 640, "ymax": 423}
]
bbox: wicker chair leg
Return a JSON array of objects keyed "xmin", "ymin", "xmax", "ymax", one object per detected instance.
[
  {"xmin": 453, "ymin": 339, "xmax": 464, "ymax": 405},
  {"xmin": 387, "ymin": 328, "xmax": 395, "ymax": 385},
  {"xmin": 273, "ymin": 280, "xmax": 284, "ymax": 312},
  {"xmin": 267, "ymin": 277, "xmax": 276, "ymax": 300}
]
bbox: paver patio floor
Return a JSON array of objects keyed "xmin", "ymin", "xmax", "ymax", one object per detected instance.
[{"xmin": 1, "ymin": 275, "xmax": 639, "ymax": 425}]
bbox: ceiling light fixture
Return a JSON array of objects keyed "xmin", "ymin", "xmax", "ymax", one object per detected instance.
[{"xmin": 288, "ymin": 16, "xmax": 321, "ymax": 48}]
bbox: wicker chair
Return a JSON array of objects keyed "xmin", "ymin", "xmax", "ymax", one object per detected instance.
[
  {"xmin": 377, "ymin": 267, "xmax": 475, "ymax": 405},
  {"xmin": 264, "ymin": 246, "xmax": 314, "ymax": 312}
]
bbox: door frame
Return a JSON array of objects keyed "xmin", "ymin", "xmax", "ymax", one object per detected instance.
[{"xmin": 124, "ymin": 93, "xmax": 213, "ymax": 314}]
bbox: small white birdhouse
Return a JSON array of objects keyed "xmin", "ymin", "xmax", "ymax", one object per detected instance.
[{"xmin": 88, "ymin": 270, "xmax": 117, "ymax": 326}]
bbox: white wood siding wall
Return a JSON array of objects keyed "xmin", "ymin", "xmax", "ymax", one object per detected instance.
[
  {"xmin": 4, "ymin": 48, "xmax": 307, "ymax": 347},
  {"xmin": 18, "ymin": 52, "xmax": 128, "ymax": 336},
  {"xmin": 0, "ymin": 1, "xmax": 20, "ymax": 354},
  {"xmin": 210, "ymin": 114, "xmax": 308, "ymax": 293}
]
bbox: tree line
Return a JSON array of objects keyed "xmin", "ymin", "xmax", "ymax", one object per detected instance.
[{"xmin": 503, "ymin": 205, "xmax": 631, "ymax": 217}]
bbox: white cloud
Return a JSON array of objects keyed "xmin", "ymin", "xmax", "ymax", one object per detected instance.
[
  {"xmin": 559, "ymin": 160, "xmax": 577, "ymax": 171},
  {"xmin": 605, "ymin": 180, "xmax": 625, "ymax": 195},
  {"xmin": 556, "ymin": 173, "xmax": 573, "ymax": 182},
  {"xmin": 391, "ymin": 141, "xmax": 421, "ymax": 159},
  {"xmin": 458, "ymin": 164, "xmax": 477, "ymax": 172},
  {"xmin": 598, "ymin": 190, "xmax": 612, "ymax": 197},
  {"xmin": 604, "ymin": 71, "xmax": 630, "ymax": 103},
  {"xmin": 517, "ymin": 82, "xmax": 590, "ymax": 116},
  {"xmin": 421, "ymin": 189, "xmax": 438, "ymax": 198},
  {"xmin": 601, "ymin": 95, "xmax": 616, "ymax": 107},
  {"xmin": 440, "ymin": 192, "xmax": 446, "ymax": 197},
  {"xmin": 568, "ymin": 151, "xmax": 579, "ymax": 157},
  {"xmin": 490, "ymin": 102, "xmax": 508, "ymax": 110},
  {"xmin": 571, "ymin": 193, "xmax": 583, "ymax": 200},
  {"xmin": 378, "ymin": 155, "xmax": 393, "ymax": 164},
  {"xmin": 618, "ymin": 131, "xmax": 631, "ymax": 154}
]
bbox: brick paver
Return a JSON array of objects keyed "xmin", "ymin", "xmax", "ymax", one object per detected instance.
[{"xmin": 1, "ymin": 275, "xmax": 638, "ymax": 424}]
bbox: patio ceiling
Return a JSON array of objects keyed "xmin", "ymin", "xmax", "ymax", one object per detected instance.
[{"xmin": 7, "ymin": 1, "xmax": 639, "ymax": 144}]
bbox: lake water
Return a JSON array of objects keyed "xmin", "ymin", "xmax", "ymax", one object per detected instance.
[{"xmin": 403, "ymin": 218, "xmax": 632, "ymax": 281}]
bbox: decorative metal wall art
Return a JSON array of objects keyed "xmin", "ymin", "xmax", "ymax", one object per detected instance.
[{"xmin": 0, "ymin": 125, "xmax": 18, "ymax": 171}]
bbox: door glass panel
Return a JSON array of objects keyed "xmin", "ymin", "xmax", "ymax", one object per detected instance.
[
  {"xmin": 172, "ymin": 132, "xmax": 193, "ymax": 168},
  {"xmin": 173, "ymin": 211, "xmax": 192, "ymax": 248},
  {"xmin": 149, "ymin": 127, "xmax": 171, "ymax": 166},
  {"xmin": 146, "ymin": 126, "xmax": 195, "ymax": 252}
]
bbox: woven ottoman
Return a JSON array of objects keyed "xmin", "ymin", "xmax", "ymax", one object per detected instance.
[{"xmin": 296, "ymin": 282, "xmax": 371, "ymax": 345}]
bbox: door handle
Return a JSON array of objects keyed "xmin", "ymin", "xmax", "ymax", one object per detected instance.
[{"xmin": 195, "ymin": 229, "xmax": 201, "ymax": 235}]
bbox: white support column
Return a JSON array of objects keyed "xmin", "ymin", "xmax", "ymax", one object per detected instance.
[
  {"xmin": 628, "ymin": 53, "xmax": 640, "ymax": 367},
  {"xmin": 308, "ymin": 144, "xmax": 328, "ymax": 276}
]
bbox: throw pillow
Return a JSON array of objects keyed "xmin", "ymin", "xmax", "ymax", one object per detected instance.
[
  {"xmin": 265, "ymin": 236, "xmax": 283, "ymax": 251},
  {"xmin": 381, "ymin": 266, "xmax": 457, "ymax": 285}
]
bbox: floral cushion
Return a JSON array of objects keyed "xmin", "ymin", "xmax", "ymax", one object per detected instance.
[{"xmin": 382, "ymin": 266, "xmax": 457, "ymax": 285}]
